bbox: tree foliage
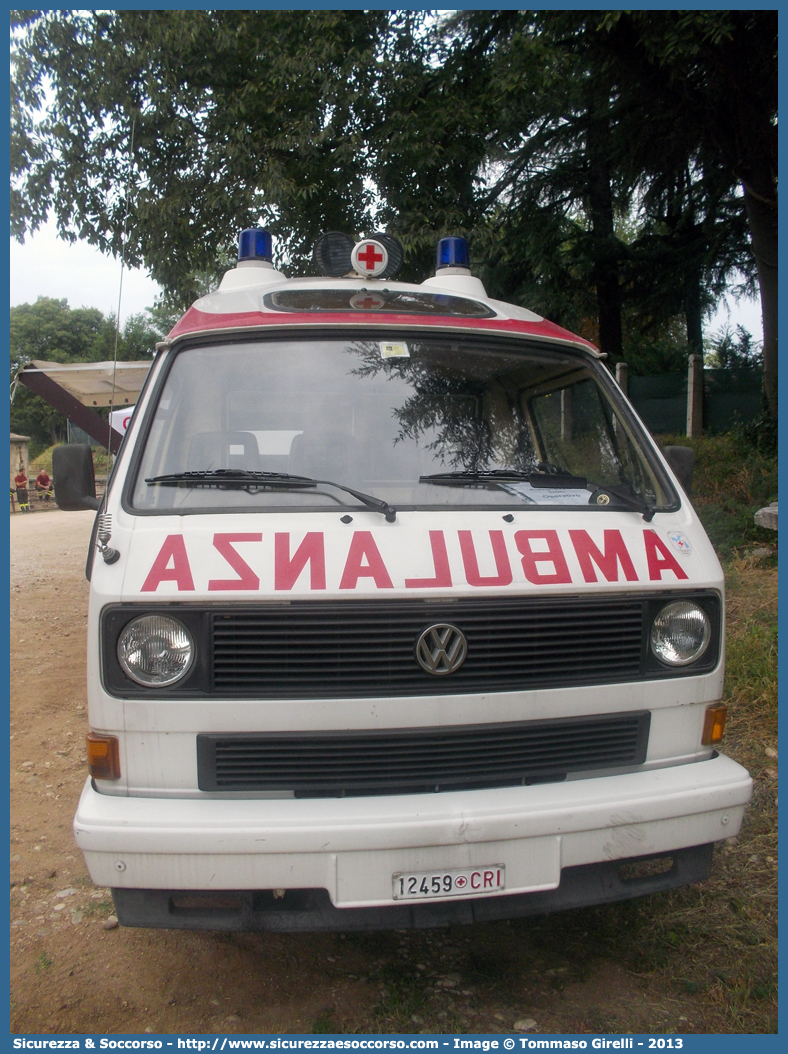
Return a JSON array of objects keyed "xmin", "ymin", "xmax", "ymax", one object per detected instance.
[
  {"xmin": 552, "ymin": 10, "xmax": 777, "ymax": 412},
  {"xmin": 705, "ymin": 325, "xmax": 763, "ymax": 372},
  {"xmin": 11, "ymin": 9, "xmax": 385, "ymax": 303},
  {"xmin": 11, "ymin": 9, "xmax": 777, "ymax": 415},
  {"xmin": 374, "ymin": 11, "xmax": 769, "ymax": 374}
]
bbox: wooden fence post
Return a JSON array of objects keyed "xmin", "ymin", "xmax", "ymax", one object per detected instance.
[{"xmin": 687, "ymin": 354, "xmax": 703, "ymax": 437}]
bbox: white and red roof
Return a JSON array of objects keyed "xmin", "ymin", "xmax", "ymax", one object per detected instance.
[{"xmin": 168, "ymin": 268, "xmax": 599, "ymax": 355}]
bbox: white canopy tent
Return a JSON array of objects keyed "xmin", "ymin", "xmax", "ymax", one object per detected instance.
[
  {"xmin": 13, "ymin": 359, "xmax": 152, "ymax": 452},
  {"xmin": 15, "ymin": 359, "xmax": 151, "ymax": 407}
]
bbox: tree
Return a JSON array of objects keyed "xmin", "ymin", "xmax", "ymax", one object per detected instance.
[
  {"xmin": 370, "ymin": 12, "xmax": 755, "ymax": 367},
  {"xmin": 11, "ymin": 9, "xmax": 386, "ymax": 302},
  {"xmin": 555, "ymin": 10, "xmax": 777, "ymax": 414},
  {"xmin": 368, "ymin": 11, "xmax": 505, "ymax": 280},
  {"xmin": 10, "ymin": 297, "xmax": 116, "ymax": 371},
  {"xmin": 705, "ymin": 325, "xmax": 763, "ymax": 371},
  {"xmin": 12, "ymin": 10, "xmax": 775, "ymax": 414},
  {"xmin": 367, "ymin": 12, "xmax": 630, "ymax": 346},
  {"xmin": 116, "ymin": 312, "xmax": 167, "ymax": 361}
]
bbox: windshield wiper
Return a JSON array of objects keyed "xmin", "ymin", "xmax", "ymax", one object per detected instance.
[
  {"xmin": 146, "ymin": 469, "xmax": 397, "ymax": 522},
  {"xmin": 419, "ymin": 469, "xmax": 656, "ymax": 520},
  {"xmin": 420, "ymin": 469, "xmax": 533, "ymax": 484},
  {"xmin": 420, "ymin": 469, "xmax": 588, "ymax": 487},
  {"xmin": 147, "ymin": 469, "xmax": 315, "ymax": 488}
]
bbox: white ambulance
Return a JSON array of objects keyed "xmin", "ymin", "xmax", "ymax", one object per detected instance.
[{"xmin": 55, "ymin": 229, "xmax": 752, "ymax": 930}]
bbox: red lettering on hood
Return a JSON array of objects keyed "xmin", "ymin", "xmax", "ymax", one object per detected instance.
[
  {"xmin": 458, "ymin": 530, "xmax": 513, "ymax": 587},
  {"xmin": 644, "ymin": 530, "xmax": 689, "ymax": 581},
  {"xmin": 569, "ymin": 529, "xmax": 638, "ymax": 582},
  {"xmin": 339, "ymin": 531, "xmax": 394, "ymax": 589},
  {"xmin": 208, "ymin": 533, "xmax": 262, "ymax": 591},
  {"xmin": 514, "ymin": 530, "xmax": 571, "ymax": 584},
  {"xmin": 405, "ymin": 531, "xmax": 452, "ymax": 588},
  {"xmin": 141, "ymin": 535, "xmax": 195, "ymax": 592},
  {"xmin": 275, "ymin": 532, "xmax": 326, "ymax": 590}
]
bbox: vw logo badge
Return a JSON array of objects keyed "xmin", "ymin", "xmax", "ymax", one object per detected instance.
[{"xmin": 416, "ymin": 624, "xmax": 468, "ymax": 676}]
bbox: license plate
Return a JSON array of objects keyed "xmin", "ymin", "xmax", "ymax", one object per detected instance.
[{"xmin": 392, "ymin": 865, "xmax": 505, "ymax": 900}]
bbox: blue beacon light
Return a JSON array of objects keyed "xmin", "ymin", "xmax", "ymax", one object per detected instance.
[
  {"xmin": 436, "ymin": 236, "xmax": 470, "ymax": 270},
  {"xmin": 238, "ymin": 228, "xmax": 273, "ymax": 263}
]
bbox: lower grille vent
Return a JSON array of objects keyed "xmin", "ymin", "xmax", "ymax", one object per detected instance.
[{"xmin": 197, "ymin": 711, "xmax": 650, "ymax": 796}]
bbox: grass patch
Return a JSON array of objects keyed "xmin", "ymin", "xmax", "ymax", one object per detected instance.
[
  {"xmin": 311, "ymin": 1010, "xmax": 340, "ymax": 1034},
  {"xmin": 366, "ymin": 955, "xmax": 434, "ymax": 1033},
  {"xmin": 34, "ymin": 951, "xmax": 53, "ymax": 973},
  {"xmin": 724, "ymin": 557, "xmax": 778, "ymax": 749},
  {"xmin": 568, "ymin": 436, "xmax": 777, "ymax": 1031},
  {"xmin": 657, "ymin": 433, "xmax": 777, "ymax": 556},
  {"xmin": 617, "ymin": 439, "xmax": 777, "ymax": 1030},
  {"xmin": 82, "ymin": 897, "xmax": 115, "ymax": 919},
  {"xmin": 29, "ymin": 444, "xmax": 114, "ymax": 477}
]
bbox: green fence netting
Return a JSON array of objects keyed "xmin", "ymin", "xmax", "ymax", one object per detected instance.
[{"xmin": 628, "ymin": 369, "xmax": 763, "ymax": 435}]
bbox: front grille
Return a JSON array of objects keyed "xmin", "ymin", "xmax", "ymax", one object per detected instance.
[
  {"xmin": 211, "ymin": 596, "xmax": 644, "ymax": 698},
  {"xmin": 197, "ymin": 711, "xmax": 651, "ymax": 795}
]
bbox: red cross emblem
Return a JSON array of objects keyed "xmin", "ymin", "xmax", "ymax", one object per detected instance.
[
  {"xmin": 351, "ymin": 239, "xmax": 388, "ymax": 277},
  {"xmin": 357, "ymin": 244, "xmax": 383, "ymax": 270},
  {"xmin": 350, "ymin": 292, "xmax": 385, "ymax": 310}
]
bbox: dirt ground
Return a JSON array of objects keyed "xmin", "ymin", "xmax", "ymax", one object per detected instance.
[{"xmin": 8, "ymin": 510, "xmax": 764, "ymax": 1036}]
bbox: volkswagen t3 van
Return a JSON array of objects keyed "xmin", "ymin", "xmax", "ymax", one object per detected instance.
[{"xmin": 55, "ymin": 229, "xmax": 752, "ymax": 930}]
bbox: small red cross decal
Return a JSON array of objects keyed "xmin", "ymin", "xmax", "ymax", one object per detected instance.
[
  {"xmin": 356, "ymin": 295, "xmax": 380, "ymax": 308},
  {"xmin": 356, "ymin": 243, "xmax": 384, "ymax": 270}
]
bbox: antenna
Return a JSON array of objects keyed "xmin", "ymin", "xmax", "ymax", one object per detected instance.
[{"xmin": 107, "ymin": 118, "xmax": 136, "ymax": 457}]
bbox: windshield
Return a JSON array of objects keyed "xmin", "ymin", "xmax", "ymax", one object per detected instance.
[{"xmin": 130, "ymin": 335, "xmax": 673, "ymax": 514}]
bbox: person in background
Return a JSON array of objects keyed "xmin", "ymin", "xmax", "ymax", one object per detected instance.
[
  {"xmin": 14, "ymin": 468, "xmax": 30, "ymax": 512},
  {"xmin": 35, "ymin": 468, "xmax": 52, "ymax": 501}
]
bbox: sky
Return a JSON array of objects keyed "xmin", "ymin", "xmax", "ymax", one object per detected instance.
[
  {"xmin": 9, "ymin": 217, "xmax": 763, "ymax": 339},
  {"xmin": 9, "ymin": 219, "xmax": 162, "ymax": 324}
]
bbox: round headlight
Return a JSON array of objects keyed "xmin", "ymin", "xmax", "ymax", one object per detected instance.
[
  {"xmin": 650, "ymin": 601, "xmax": 711, "ymax": 667},
  {"xmin": 118, "ymin": 615, "xmax": 194, "ymax": 687}
]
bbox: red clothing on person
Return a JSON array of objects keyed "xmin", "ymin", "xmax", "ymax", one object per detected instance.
[
  {"xmin": 14, "ymin": 470, "xmax": 30, "ymax": 510},
  {"xmin": 35, "ymin": 469, "xmax": 52, "ymax": 501}
]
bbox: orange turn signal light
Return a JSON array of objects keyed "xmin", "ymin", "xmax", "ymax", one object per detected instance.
[
  {"xmin": 86, "ymin": 732, "xmax": 121, "ymax": 780},
  {"xmin": 701, "ymin": 704, "xmax": 727, "ymax": 746}
]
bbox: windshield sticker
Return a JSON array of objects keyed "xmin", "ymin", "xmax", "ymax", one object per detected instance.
[
  {"xmin": 137, "ymin": 527, "xmax": 693, "ymax": 595},
  {"xmin": 379, "ymin": 342, "xmax": 410, "ymax": 359},
  {"xmin": 668, "ymin": 530, "xmax": 692, "ymax": 556},
  {"xmin": 501, "ymin": 481, "xmax": 591, "ymax": 506}
]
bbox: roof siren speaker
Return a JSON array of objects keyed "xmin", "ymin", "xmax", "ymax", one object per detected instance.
[
  {"xmin": 314, "ymin": 231, "xmax": 404, "ymax": 279},
  {"xmin": 366, "ymin": 233, "xmax": 404, "ymax": 279},
  {"xmin": 313, "ymin": 232, "xmax": 356, "ymax": 277}
]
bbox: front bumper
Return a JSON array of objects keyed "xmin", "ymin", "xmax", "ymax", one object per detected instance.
[
  {"xmin": 75, "ymin": 752, "xmax": 751, "ymax": 921},
  {"xmin": 111, "ymin": 844, "xmax": 715, "ymax": 931}
]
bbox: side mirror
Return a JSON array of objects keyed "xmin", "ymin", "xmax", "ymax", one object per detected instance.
[
  {"xmin": 663, "ymin": 445, "xmax": 695, "ymax": 496},
  {"xmin": 53, "ymin": 444, "xmax": 100, "ymax": 511}
]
